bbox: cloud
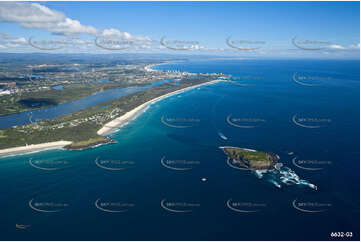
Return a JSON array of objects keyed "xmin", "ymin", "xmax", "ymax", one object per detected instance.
[
  {"xmin": 0, "ymin": 2, "xmax": 98, "ymax": 36},
  {"xmin": 326, "ymin": 44, "xmax": 345, "ymax": 50},
  {"xmin": 101, "ymin": 28, "xmax": 131, "ymax": 39},
  {"xmin": 0, "ymin": 32, "xmax": 28, "ymax": 48},
  {"xmin": 100, "ymin": 28, "xmax": 152, "ymax": 44},
  {"xmin": 0, "ymin": 2, "xmax": 64, "ymax": 23},
  {"xmin": 21, "ymin": 17, "xmax": 98, "ymax": 36},
  {"xmin": 348, "ymin": 43, "xmax": 360, "ymax": 49},
  {"xmin": 0, "ymin": 2, "xmax": 153, "ymax": 49},
  {"xmin": 12, "ymin": 37, "xmax": 27, "ymax": 44}
]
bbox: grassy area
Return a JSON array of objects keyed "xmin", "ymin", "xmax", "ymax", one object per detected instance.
[
  {"xmin": 0, "ymin": 76, "xmax": 219, "ymax": 150},
  {"xmin": 66, "ymin": 136, "xmax": 111, "ymax": 150},
  {"xmin": 0, "ymin": 82, "xmax": 129, "ymax": 116},
  {"xmin": 223, "ymin": 147, "xmax": 275, "ymax": 170},
  {"xmin": 0, "ymin": 130, "xmax": 6, "ymax": 138},
  {"xmin": 0, "ymin": 122, "xmax": 102, "ymax": 149},
  {"xmin": 70, "ymin": 137, "xmax": 109, "ymax": 146},
  {"xmin": 226, "ymin": 148, "xmax": 269, "ymax": 161}
]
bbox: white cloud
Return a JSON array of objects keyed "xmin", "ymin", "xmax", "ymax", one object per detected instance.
[
  {"xmin": 100, "ymin": 28, "xmax": 152, "ymax": 44},
  {"xmin": 0, "ymin": 32, "xmax": 28, "ymax": 49},
  {"xmin": 0, "ymin": 2, "xmax": 97, "ymax": 36},
  {"xmin": 101, "ymin": 29, "xmax": 131, "ymax": 39},
  {"xmin": 12, "ymin": 37, "xmax": 27, "ymax": 44},
  {"xmin": 348, "ymin": 43, "xmax": 360, "ymax": 49},
  {"xmin": 327, "ymin": 44, "xmax": 345, "ymax": 50},
  {"xmin": 21, "ymin": 17, "xmax": 98, "ymax": 36},
  {"xmin": 0, "ymin": 3, "xmax": 64, "ymax": 23},
  {"xmin": 0, "ymin": 1, "xmax": 153, "ymax": 50}
]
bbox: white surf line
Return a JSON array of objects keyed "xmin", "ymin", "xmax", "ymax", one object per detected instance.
[
  {"xmin": 97, "ymin": 79, "xmax": 224, "ymax": 136},
  {"xmin": 144, "ymin": 61, "xmax": 173, "ymax": 72},
  {"xmin": 219, "ymin": 146, "xmax": 257, "ymax": 152},
  {"xmin": 0, "ymin": 141, "xmax": 72, "ymax": 156}
]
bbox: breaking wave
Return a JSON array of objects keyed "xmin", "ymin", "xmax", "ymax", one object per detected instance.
[{"xmin": 253, "ymin": 163, "xmax": 317, "ymax": 190}]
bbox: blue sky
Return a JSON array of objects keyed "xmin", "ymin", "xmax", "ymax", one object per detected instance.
[{"xmin": 0, "ymin": 1, "xmax": 359, "ymax": 58}]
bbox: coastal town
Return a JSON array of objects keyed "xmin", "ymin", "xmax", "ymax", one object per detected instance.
[
  {"xmin": 0, "ymin": 54, "xmax": 227, "ymax": 153},
  {"xmin": 0, "ymin": 55, "xmax": 221, "ymax": 116}
]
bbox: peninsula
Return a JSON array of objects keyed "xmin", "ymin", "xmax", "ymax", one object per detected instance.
[{"xmin": 0, "ymin": 67, "xmax": 225, "ymax": 155}]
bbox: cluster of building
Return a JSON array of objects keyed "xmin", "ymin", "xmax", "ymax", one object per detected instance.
[
  {"xmin": 16, "ymin": 107, "xmax": 123, "ymax": 133},
  {"xmin": 0, "ymin": 82, "xmax": 16, "ymax": 95}
]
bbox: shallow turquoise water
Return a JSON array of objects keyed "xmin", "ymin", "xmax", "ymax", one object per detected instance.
[{"xmin": 1, "ymin": 59, "xmax": 359, "ymax": 240}]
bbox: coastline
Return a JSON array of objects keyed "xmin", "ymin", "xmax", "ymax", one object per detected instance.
[
  {"xmin": 0, "ymin": 141, "xmax": 72, "ymax": 156},
  {"xmin": 0, "ymin": 78, "xmax": 223, "ymax": 157},
  {"xmin": 97, "ymin": 79, "xmax": 223, "ymax": 136},
  {"xmin": 144, "ymin": 62, "xmax": 171, "ymax": 72}
]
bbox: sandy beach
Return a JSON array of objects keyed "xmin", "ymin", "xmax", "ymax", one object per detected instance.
[
  {"xmin": 0, "ymin": 79, "xmax": 222, "ymax": 156},
  {"xmin": 97, "ymin": 79, "xmax": 223, "ymax": 135},
  {"xmin": 144, "ymin": 62, "xmax": 172, "ymax": 72},
  {"xmin": 0, "ymin": 141, "xmax": 72, "ymax": 156},
  {"xmin": 144, "ymin": 64, "xmax": 158, "ymax": 72}
]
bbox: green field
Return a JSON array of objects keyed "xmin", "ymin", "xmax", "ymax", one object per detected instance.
[
  {"xmin": 222, "ymin": 147, "xmax": 277, "ymax": 170},
  {"xmin": 0, "ymin": 76, "xmax": 219, "ymax": 150},
  {"xmin": 225, "ymin": 148, "xmax": 269, "ymax": 161},
  {"xmin": 0, "ymin": 82, "xmax": 130, "ymax": 116}
]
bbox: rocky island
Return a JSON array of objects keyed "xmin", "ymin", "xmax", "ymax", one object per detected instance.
[{"xmin": 220, "ymin": 146, "xmax": 279, "ymax": 170}]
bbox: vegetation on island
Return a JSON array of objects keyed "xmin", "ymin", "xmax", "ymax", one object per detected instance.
[{"xmin": 221, "ymin": 147, "xmax": 279, "ymax": 170}]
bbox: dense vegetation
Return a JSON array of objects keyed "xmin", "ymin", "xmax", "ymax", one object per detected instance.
[
  {"xmin": 0, "ymin": 77, "xmax": 217, "ymax": 150},
  {"xmin": 223, "ymin": 147, "xmax": 278, "ymax": 170}
]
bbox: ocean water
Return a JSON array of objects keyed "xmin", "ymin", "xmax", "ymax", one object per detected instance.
[{"xmin": 0, "ymin": 59, "xmax": 359, "ymax": 240}]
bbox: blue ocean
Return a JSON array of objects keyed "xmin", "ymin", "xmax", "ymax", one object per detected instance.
[{"xmin": 0, "ymin": 59, "xmax": 359, "ymax": 240}]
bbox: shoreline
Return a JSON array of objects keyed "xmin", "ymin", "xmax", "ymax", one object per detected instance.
[
  {"xmin": 0, "ymin": 79, "xmax": 223, "ymax": 157},
  {"xmin": 97, "ymin": 79, "xmax": 223, "ymax": 136},
  {"xmin": 144, "ymin": 61, "xmax": 172, "ymax": 72},
  {"xmin": 144, "ymin": 63, "xmax": 164, "ymax": 72},
  {"xmin": 0, "ymin": 141, "xmax": 72, "ymax": 156}
]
